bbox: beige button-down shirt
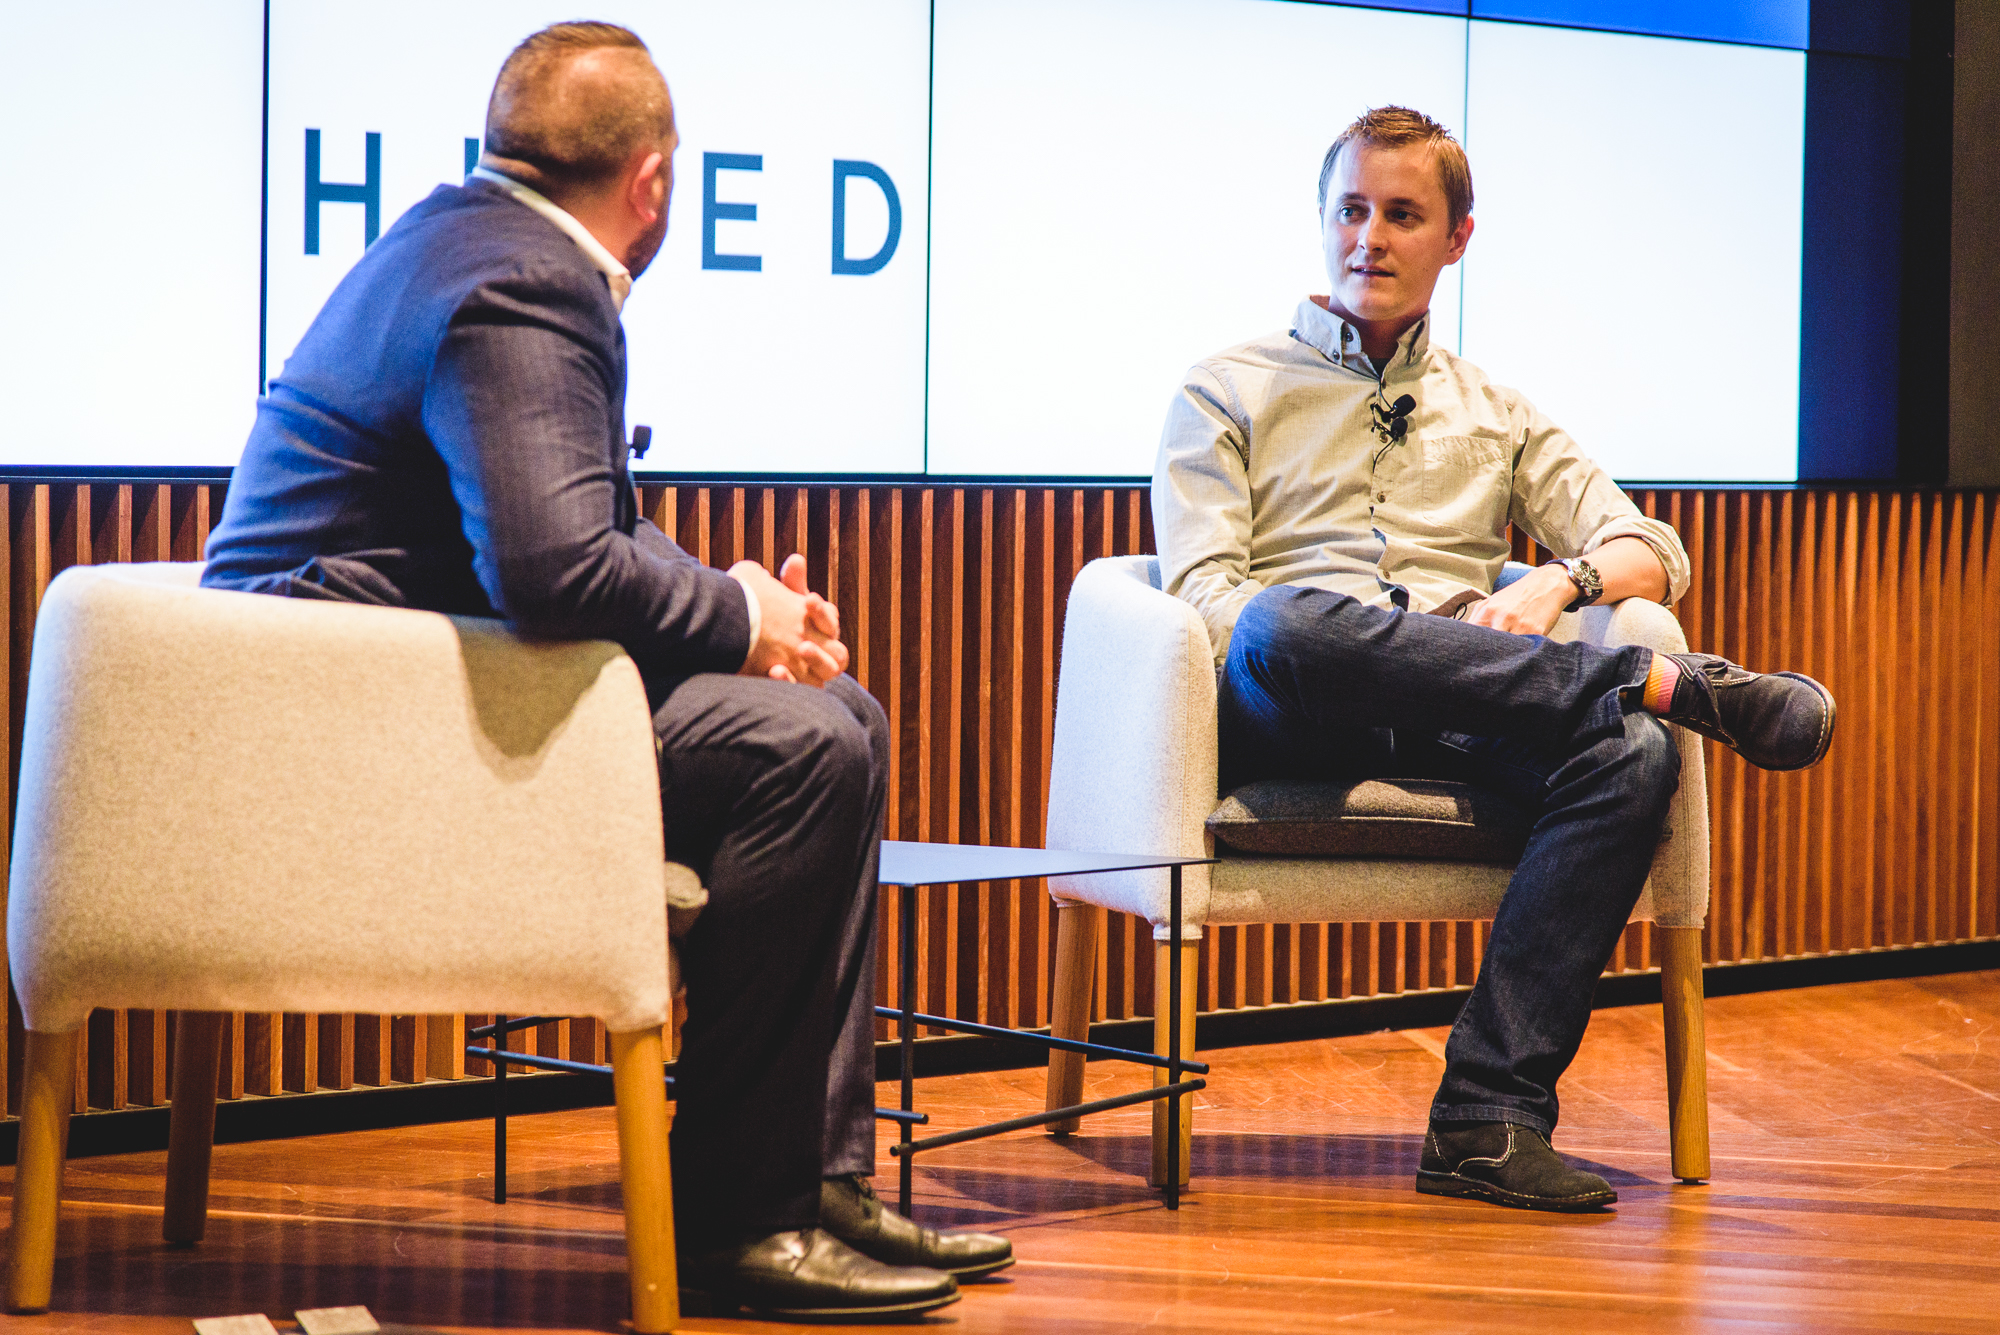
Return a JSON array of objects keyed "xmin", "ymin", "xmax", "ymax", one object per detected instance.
[{"xmin": 1154, "ymin": 297, "xmax": 1691, "ymax": 665}]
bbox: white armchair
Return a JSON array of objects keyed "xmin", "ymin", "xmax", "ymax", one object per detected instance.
[
  {"xmin": 5, "ymin": 563, "xmax": 682, "ymax": 1331},
  {"xmin": 1041, "ymin": 555, "xmax": 1711, "ymax": 1189}
]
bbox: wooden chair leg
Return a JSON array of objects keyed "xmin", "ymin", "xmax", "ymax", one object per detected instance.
[
  {"xmin": 1149, "ymin": 940, "xmax": 1199, "ymax": 1190},
  {"xmin": 7, "ymin": 1029, "xmax": 79, "ymax": 1314},
  {"xmin": 164, "ymin": 1011, "xmax": 225, "ymax": 1244},
  {"xmin": 611, "ymin": 1026, "xmax": 678, "ymax": 1334},
  {"xmin": 1659, "ymin": 926, "xmax": 1712, "ymax": 1183},
  {"xmin": 1045, "ymin": 903, "xmax": 1101, "ymax": 1134}
]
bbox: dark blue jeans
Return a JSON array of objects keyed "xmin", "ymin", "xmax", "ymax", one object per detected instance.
[{"xmin": 1221, "ymin": 585, "xmax": 1681, "ymax": 1136}]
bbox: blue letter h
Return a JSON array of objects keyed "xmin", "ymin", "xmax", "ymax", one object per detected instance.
[{"xmin": 305, "ymin": 128, "xmax": 381, "ymax": 254}]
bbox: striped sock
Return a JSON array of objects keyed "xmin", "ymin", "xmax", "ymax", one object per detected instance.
[{"xmin": 1640, "ymin": 654, "xmax": 1680, "ymax": 714}]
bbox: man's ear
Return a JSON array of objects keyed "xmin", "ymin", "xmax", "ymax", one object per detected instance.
[
  {"xmin": 628, "ymin": 150, "xmax": 666, "ymax": 223},
  {"xmin": 1445, "ymin": 213, "xmax": 1475, "ymax": 265}
]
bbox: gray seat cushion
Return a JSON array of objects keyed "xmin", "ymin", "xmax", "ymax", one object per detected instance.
[{"xmin": 1205, "ymin": 778, "xmax": 1532, "ymax": 863}]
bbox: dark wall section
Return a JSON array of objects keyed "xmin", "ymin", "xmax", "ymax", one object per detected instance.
[
  {"xmin": 1799, "ymin": 51, "xmax": 1905, "ymax": 481},
  {"xmin": 1796, "ymin": 0, "xmax": 1965, "ymax": 483},
  {"xmin": 1950, "ymin": 0, "xmax": 2000, "ymax": 486},
  {"xmin": 1899, "ymin": 0, "xmax": 1955, "ymax": 483},
  {"xmin": 1812, "ymin": 0, "xmax": 1910, "ymax": 58}
]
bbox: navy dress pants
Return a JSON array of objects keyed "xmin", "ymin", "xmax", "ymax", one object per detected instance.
[
  {"xmin": 654, "ymin": 671, "xmax": 886, "ymax": 1248},
  {"xmin": 1221, "ymin": 585, "xmax": 1681, "ymax": 1136}
]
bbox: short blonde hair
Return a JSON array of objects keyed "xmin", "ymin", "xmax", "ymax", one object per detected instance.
[
  {"xmin": 1317, "ymin": 106, "xmax": 1473, "ymax": 229},
  {"xmin": 484, "ymin": 21, "xmax": 673, "ymax": 193}
]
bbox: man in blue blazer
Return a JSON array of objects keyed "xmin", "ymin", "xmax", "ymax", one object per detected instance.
[{"xmin": 204, "ymin": 21, "xmax": 1007, "ymax": 1321}]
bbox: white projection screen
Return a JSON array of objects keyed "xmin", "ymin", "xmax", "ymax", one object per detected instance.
[
  {"xmin": 1459, "ymin": 22, "xmax": 1804, "ymax": 482},
  {"xmin": 266, "ymin": 0, "xmax": 931, "ymax": 476},
  {"xmin": 0, "ymin": 1, "xmax": 1809, "ymax": 481},
  {"xmin": 927, "ymin": 0, "xmax": 1468, "ymax": 478},
  {"xmin": 1, "ymin": 0, "xmax": 265, "ymax": 467}
]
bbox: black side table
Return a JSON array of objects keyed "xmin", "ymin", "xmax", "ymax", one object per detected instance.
[{"xmin": 878, "ymin": 842, "xmax": 1215, "ymax": 1214}]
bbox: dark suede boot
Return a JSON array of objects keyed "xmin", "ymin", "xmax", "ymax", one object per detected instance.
[
  {"xmin": 1657, "ymin": 652, "xmax": 1835, "ymax": 771},
  {"xmin": 1416, "ymin": 1121, "xmax": 1616, "ymax": 1212}
]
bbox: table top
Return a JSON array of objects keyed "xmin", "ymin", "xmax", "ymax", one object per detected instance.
[{"xmin": 880, "ymin": 840, "xmax": 1213, "ymax": 888}]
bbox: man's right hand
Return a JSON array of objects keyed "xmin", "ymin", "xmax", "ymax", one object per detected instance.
[{"xmin": 732, "ymin": 554, "xmax": 849, "ymax": 688}]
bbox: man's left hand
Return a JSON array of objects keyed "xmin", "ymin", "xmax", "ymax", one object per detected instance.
[{"xmin": 1463, "ymin": 564, "xmax": 1574, "ymax": 637}]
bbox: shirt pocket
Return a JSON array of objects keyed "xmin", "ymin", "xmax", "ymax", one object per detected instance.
[{"xmin": 1420, "ymin": 435, "xmax": 1513, "ymax": 537}]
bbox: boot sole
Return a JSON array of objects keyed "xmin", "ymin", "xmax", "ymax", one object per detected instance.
[
  {"xmin": 1415, "ymin": 1168, "xmax": 1615, "ymax": 1213},
  {"xmin": 682, "ymin": 1287, "xmax": 961, "ymax": 1321}
]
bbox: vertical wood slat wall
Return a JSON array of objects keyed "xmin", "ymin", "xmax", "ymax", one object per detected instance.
[{"xmin": 2, "ymin": 481, "xmax": 1994, "ymax": 1119}]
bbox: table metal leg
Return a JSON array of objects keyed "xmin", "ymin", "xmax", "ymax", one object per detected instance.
[
  {"xmin": 899, "ymin": 883, "xmax": 917, "ymax": 1218},
  {"xmin": 493, "ymin": 1013, "xmax": 508, "ymax": 1205},
  {"xmin": 1168, "ymin": 866, "xmax": 1182, "ymax": 1211}
]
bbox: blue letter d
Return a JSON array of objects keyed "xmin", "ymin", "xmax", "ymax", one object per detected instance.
[{"xmin": 831, "ymin": 160, "xmax": 901, "ymax": 276}]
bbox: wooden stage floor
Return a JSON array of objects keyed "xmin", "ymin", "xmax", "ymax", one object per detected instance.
[{"xmin": 8, "ymin": 970, "xmax": 2000, "ymax": 1334}]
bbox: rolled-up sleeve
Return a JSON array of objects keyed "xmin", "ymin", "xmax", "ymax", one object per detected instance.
[
  {"xmin": 1506, "ymin": 392, "xmax": 1691, "ymax": 606},
  {"xmin": 1153, "ymin": 365, "xmax": 1261, "ymax": 664}
]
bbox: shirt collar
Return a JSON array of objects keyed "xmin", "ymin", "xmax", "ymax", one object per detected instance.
[
  {"xmin": 1291, "ymin": 297, "xmax": 1430, "ymax": 377},
  {"xmin": 469, "ymin": 166, "xmax": 633, "ymax": 312}
]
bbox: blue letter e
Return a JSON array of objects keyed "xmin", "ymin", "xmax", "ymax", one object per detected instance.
[
  {"xmin": 703, "ymin": 152, "xmax": 762, "ymax": 271},
  {"xmin": 831, "ymin": 160, "xmax": 901, "ymax": 276}
]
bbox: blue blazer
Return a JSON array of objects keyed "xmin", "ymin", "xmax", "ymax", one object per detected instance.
[{"xmin": 203, "ymin": 179, "xmax": 751, "ymax": 690}]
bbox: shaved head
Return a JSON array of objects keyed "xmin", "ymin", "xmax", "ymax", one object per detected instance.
[{"xmin": 484, "ymin": 21, "xmax": 673, "ymax": 201}]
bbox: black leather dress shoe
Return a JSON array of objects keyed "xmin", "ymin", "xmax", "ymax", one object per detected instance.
[
  {"xmin": 1416, "ymin": 1121, "xmax": 1616, "ymax": 1212},
  {"xmin": 680, "ymin": 1228, "xmax": 959, "ymax": 1320},
  {"xmin": 1658, "ymin": 652, "xmax": 1835, "ymax": 772},
  {"xmin": 821, "ymin": 1173, "xmax": 1016, "ymax": 1279}
]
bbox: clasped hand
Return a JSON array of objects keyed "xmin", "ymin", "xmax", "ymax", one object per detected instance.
[
  {"xmin": 733, "ymin": 553, "xmax": 849, "ymax": 688},
  {"xmin": 1461, "ymin": 563, "xmax": 1573, "ymax": 637}
]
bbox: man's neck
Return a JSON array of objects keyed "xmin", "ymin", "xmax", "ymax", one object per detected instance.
[
  {"xmin": 471, "ymin": 166, "xmax": 633, "ymax": 310},
  {"xmin": 479, "ymin": 158, "xmax": 636, "ymax": 269},
  {"xmin": 558, "ymin": 192, "xmax": 638, "ymax": 269},
  {"xmin": 1314, "ymin": 296, "xmax": 1423, "ymax": 366}
]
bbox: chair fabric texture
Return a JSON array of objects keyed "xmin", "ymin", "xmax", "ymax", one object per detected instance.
[
  {"xmin": 8, "ymin": 562, "xmax": 678, "ymax": 1036},
  {"xmin": 1044, "ymin": 555, "xmax": 1711, "ymax": 939},
  {"xmin": 1205, "ymin": 778, "xmax": 1533, "ymax": 861}
]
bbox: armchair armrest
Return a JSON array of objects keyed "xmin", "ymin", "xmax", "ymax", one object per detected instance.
[{"xmin": 1045, "ymin": 557, "xmax": 1216, "ymax": 938}]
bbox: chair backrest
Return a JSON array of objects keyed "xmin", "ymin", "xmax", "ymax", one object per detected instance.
[
  {"xmin": 1045, "ymin": 555, "xmax": 1218, "ymax": 931},
  {"xmin": 8, "ymin": 563, "xmax": 672, "ymax": 1034}
]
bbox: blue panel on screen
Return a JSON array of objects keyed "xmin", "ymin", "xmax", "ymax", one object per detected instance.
[
  {"xmin": 1471, "ymin": 0, "xmax": 1808, "ymax": 48},
  {"xmin": 1316, "ymin": 0, "xmax": 1468, "ymax": 14}
]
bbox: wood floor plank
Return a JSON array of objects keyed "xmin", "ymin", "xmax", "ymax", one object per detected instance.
[{"xmin": 10, "ymin": 973, "xmax": 2000, "ymax": 1333}]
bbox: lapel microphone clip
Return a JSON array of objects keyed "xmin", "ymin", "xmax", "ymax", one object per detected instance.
[{"xmin": 1371, "ymin": 394, "xmax": 1415, "ymax": 445}]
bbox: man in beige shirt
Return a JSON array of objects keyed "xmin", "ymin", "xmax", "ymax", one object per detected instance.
[{"xmin": 1153, "ymin": 107, "xmax": 1834, "ymax": 1213}]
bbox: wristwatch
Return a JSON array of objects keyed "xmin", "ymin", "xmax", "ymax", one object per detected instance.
[{"xmin": 1549, "ymin": 557, "xmax": 1604, "ymax": 611}]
